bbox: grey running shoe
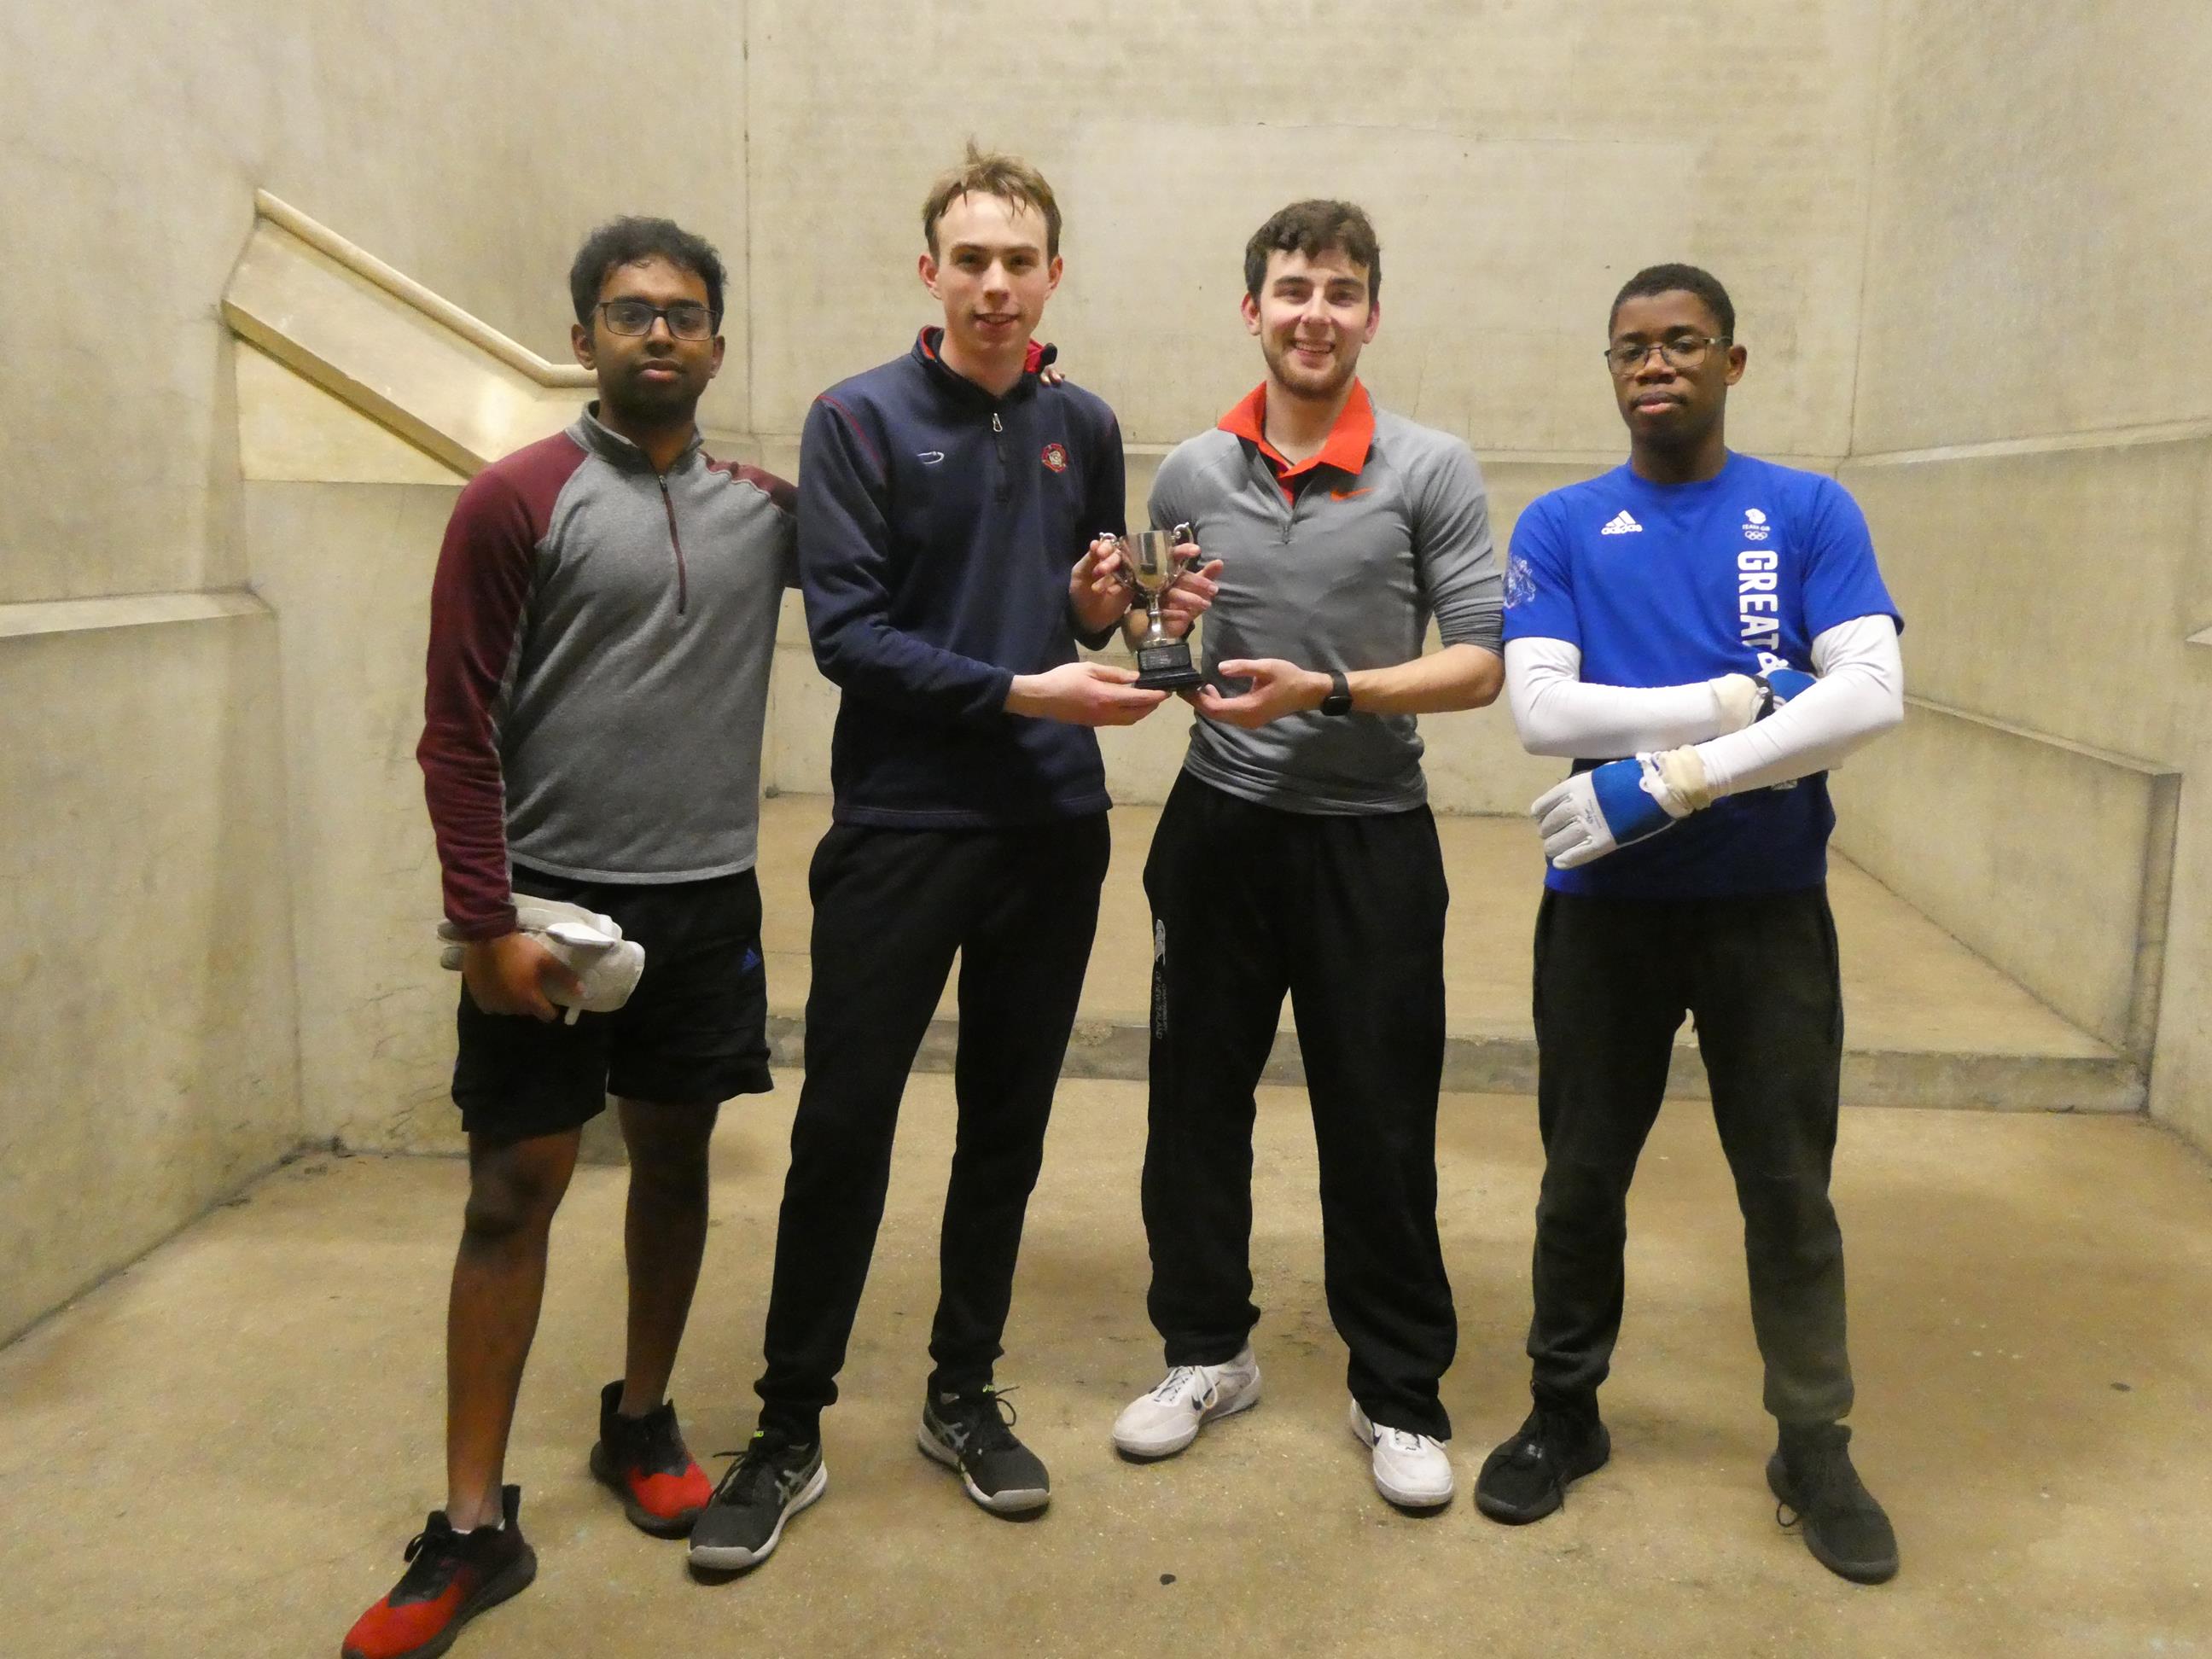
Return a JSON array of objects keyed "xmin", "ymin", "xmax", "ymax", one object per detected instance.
[
  {"xmin": 686, "ymin": 1431, "xmax": 825, "ymax": 1574},
  {"xmin": 918, "ymin": 1387, "xmax": 1051, "ymax": 1515}
]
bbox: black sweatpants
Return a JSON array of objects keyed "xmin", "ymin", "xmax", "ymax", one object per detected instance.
[
  {"xmin": 1525, "ymin": 884, "xmax": 1854, "ymax": 1427},
  {"xmin": 1141, "ymin": 775, "xmax": 1457, "ymax": 1440},
  {"xmin": 754, "ymin": 814, "xmax": 1111, "ymax": 1436}
]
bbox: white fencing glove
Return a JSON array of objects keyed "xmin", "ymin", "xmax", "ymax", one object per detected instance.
[
  {"xmin": 1533, "ymin": 748, "xmax": 1714, "ymax": 869},
  {"xmin": 1711, "ymin": 667, "xmax": 1815, "ymax": 731},
  {"xmin": 437, "ymin": 895, "xmax": 646, "ymax": 1024}
]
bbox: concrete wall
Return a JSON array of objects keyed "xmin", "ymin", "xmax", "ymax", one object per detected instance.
[
  {"xmin": 0, "ymin": 606, "xmax": 299, "ymax": 1340},
  {"xmin": 743, "ymin": 0, "xmax": 1879, "ymax": 463},
  {"xmin": 1839, "ymin": 2, "xmax": 2212, "ymax": 1136},
  {"xmin": 0, "ymin": 0, "xmax": 747, "ymax": 1336}
]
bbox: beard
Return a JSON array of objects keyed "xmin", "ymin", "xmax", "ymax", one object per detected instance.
[
  {"xmin": 1263, "ymin": 334, "xmax": 1358, "ymax": 402},
  {"xmin": 602, "ymin": 359, "xmax": 705, "ymax": 425}
]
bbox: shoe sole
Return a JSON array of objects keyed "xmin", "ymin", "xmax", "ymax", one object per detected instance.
[
  {"xmin": 1472, "ymin": 1425, "xmax": 1612, "ymax": 1525},
  {"xmin": 1112, "ymin": 1378, "xmax": 1262, "ymax": 1460},
  {"xmin": 1348, "ymin": 1403, "xmax": 1454, "ymax": 1511},
  {"xmin": 1765, "ymin": 1456, "xmax": 1900, "ymax": 1585},
  {"xmin": 917, "ymin": 1425, "xmax": 1051, "ymax": 1515},
  {"xmin": 589, "ymin": 1441, "xmax": 702, "ymax": 1538},
  {"xmin": 341, "ymin": 1544, "xmax": 537, "ymax": 1659},
  {"xmin": 685, "ymin": 1463, "xmax": 827, "ymax": 1574}
]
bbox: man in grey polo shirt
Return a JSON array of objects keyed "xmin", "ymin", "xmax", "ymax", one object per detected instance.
[{"xmin": 1109, "ymin": 200, "xmax": 1504, "ymax": 1509}]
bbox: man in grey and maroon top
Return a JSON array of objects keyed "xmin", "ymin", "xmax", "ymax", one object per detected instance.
[
  {"xmin": 343, "ymin": 218, "xmax": 793, "ymax": 1659},
  {"xmin": 1108, "ymin": 201, "xmax": 1505, "ymax": 1512}
]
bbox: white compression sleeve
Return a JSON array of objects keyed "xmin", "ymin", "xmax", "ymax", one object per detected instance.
[
  {"xmin": 1691, "ymin": 615, "xmax": 1905, "ymax": 796},
  {"xmin": 1505, "ymin": 636, "xmax": 1751, "ymax": 758}
]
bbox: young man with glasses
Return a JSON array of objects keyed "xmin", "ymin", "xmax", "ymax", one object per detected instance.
[
  {"xmin": 343, "ymin": 218, "xmax": 794, "ymax": 1659},
  {"xmin": 687, "ymin": 145, "xmax": 1196, "ymax": 1575},
  {"xmin": 1473, "ymin": 264, "xmax": 1906, "ymax": 1584},
  {"xmin": 1107, "ymin": 200, "xmax": 1503, "ymax": 1510}
]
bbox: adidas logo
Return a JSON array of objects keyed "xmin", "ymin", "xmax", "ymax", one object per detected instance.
[{"xmin": 1600, "ymin": 510, "xmax": 1642, "ymax": 536}]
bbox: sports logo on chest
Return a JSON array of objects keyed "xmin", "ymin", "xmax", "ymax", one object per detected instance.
[{"xmin": 1040, "ymin": 440, "xmax": 1068, "ymax": 474}]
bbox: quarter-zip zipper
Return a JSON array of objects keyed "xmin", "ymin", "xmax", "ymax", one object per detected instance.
[
  {"xmin": 991, "ymin": 410, "xmax": 1012, "ymax": 503},
  {"xmin": 656, "ymin": 474, "xmax": 690, "ymax": 615}
]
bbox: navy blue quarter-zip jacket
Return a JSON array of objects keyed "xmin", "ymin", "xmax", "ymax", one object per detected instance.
[{"xmin": 798, "ymin": 327, "xmax": 1128, "ymax": 828}]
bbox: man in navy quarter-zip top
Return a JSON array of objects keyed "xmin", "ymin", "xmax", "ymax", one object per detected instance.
[{"xmin": 689, "ymin": 143, "xmax": 1214, "ymax": 1576}]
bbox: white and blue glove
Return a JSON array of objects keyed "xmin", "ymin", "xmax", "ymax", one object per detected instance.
[
  {"xmin": 1533, "ymin": 748, "xmax": 1714, "ymax": 869},
  {"xmin": 437, "ymin": 895, "xmax": 646, "ymax": 1024},
  {"xmin": 1760, "ymin": 667, "xmax": 1815, "ymax": 712},
  {"xmin": 1712, "ymin": 667, "xmax": 1815, "ymax": 730}
]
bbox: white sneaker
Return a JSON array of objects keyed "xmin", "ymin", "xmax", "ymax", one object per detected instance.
[
  {"xmin": 1111, "ymin": 1349, "xmax": 1262, "ymax": 1458},
  {"xmin": 1349, "ymin": 1400, "xmax": 1454, "ymax": 1509}
]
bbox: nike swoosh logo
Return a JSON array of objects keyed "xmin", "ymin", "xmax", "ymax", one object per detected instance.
[
  {"xmin": 917, "ymin": 451, "xmax": 946, "ymax": 464},
  {"xmin": 1330, "ymin": 487, "xmax": 1372, "ymax": 501}
]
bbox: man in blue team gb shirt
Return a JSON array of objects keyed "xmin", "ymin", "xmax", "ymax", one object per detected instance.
[{"xmin": 1473, "ymin": 265, "xmax": 1906, "ymax": 1586}]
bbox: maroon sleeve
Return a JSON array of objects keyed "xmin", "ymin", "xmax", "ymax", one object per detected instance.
[
  {"xmin": 416, "ymin": 440, "xmax": 579, "ymax": 939},
  {"xmin": 710, "ymin": 457, "xmax": 801, "ymax": 587}
]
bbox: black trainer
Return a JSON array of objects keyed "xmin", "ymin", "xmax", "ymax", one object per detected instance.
[
  {"xmin": 918, "ymin": 1386, "xmax": 1051, "ymax": 1515},
  {"xmin": 1768, "ymin": 1422, "xmax": 1899, "ymax": 1584},
  {"xmin": 589, "ymin": 1379, "xmax": 713, "ymax": 1537},
  {"xmin": 686, "ymin": 1430, "xmax": 826, "ymax": 1575},
  {"xmin": 1473, "ymin": 1401, "xmax": 1611, "ymax": 1524},
  {"xmin": 341, "ymin": 1484, "xmax": 536, "ymax": 1659}
]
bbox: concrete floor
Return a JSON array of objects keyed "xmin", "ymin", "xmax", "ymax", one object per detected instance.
[{"xmin": 5, "ymin": 1075, "xmax": 2209, "ymax": 1656}]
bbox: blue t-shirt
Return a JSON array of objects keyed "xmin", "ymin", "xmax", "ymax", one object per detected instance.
[{"xmin": 1502, "ymin": 452, "xmax": 1901, "ymax": 899}]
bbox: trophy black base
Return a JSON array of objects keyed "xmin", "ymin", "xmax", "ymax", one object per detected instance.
[{"xmin": 1134, "ymin": 641, "xmax": 1204, "ymax": 691}]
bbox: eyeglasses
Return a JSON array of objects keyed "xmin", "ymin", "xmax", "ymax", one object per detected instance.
[
  {"xmin": 1604, "ymin": 333, "xmax": 1731, "ymax": 375},
  {"xmin": 597, "ymin": 299, "xmax": 716, "ymax": 341}
]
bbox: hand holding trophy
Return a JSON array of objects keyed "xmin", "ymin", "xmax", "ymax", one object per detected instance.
[{"xmin": 1115, "ymin": 522, "xmax": 1207, "ymax": 690}]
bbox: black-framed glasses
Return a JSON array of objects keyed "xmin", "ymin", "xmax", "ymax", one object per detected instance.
[
  {"xmin": 597, "ymin": 299, "xmax": 716, "ymax": 341},
  {"xmin": 1604, "ymin": 333, "xmax": 1731, "ymax": 375}
]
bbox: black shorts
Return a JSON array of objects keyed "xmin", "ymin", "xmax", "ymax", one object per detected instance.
[{"xmin": 451, "ymin": 865, "xmax": 773, "ymax": 1141}]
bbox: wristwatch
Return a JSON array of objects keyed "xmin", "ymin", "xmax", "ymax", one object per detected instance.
[{"xmin": 1318, "ymin": 669, "xmax": 1354, "ymax": 717}]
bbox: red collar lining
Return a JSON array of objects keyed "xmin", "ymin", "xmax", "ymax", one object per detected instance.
[{"xmin": 1217, "ymin": 380, "xmax": 1375, "ymax": 492}]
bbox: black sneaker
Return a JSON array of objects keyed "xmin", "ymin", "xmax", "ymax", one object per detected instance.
[
  {"xmin": 686, "ymin": 1431, "xmax": 826, "ymax": 1574},
  {"xmin": 1473, "ymin": 1401, "xmax": 1611, "ymax": 1524},
  {"xmin": 918, "ymin": 1386, "xmax": 1051, "ymax": 1515},
  {"xmin": 590, "ymin": 1380, "xmax": 713, "ymax": 1537},
  {"xmin": 341, "ymin": 1484, "xmax": 536, "ymax": 1659},
  {"xmin": 1768, "ymin": 1423, "xmax": 1900, "ymax": 1584}
]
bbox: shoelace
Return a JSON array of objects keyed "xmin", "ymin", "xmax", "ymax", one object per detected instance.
[
  {"xmin": 1380, "ymin": 1425, "xmax": 1435, "ymax": 1454},
  {"xmin": 1150, "ymin": 1366, "xmax": 1203, "ymax": 1405},
  {"xmin": 613, "ymin": 1401, "xmax": 690, "ymax": 1475},
  {"xmin": 393, "ymin": 1518, "xmax": 467, "ymax": 1598},
  {"xmin": 1774, "ymin": 1442, "xmax": 1871, "ymax": 1530},
  {"xmin": 709, "ymin": 1433, "xmax": 795, "ymax": 1505},
  {"xmin": 944, "ymin": 1386, "xmax": 1022, "ymax": 1455}
]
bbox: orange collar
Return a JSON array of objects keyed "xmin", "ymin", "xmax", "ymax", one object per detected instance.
[{"xmin": 1218, "ymin": 380, "xmax": 1375, "ymax": 487}]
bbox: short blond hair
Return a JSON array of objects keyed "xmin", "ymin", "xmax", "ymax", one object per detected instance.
[{"xmin": 922, "ymin": 142, "xmax": 1062, "ymax": 259}]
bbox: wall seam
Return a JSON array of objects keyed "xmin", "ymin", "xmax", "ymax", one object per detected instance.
[{"xmin": 1842, "ymin": 0, "xmax": 1893, "ymax": 463}]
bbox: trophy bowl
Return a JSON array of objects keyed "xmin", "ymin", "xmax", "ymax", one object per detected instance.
[{"xmin": 1120, "ymin": 526, "xmax": 1204, "ymax": 690}]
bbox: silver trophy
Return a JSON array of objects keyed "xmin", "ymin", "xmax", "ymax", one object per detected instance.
[{"xmin": 1117, "ymin": 523, "xmax": 1204, "ymax": 690}]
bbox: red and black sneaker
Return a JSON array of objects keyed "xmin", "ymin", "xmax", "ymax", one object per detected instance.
[
  {"xmin": 589, "ymin": 1379, "xmax": 712, "ymax": 1536},
  {"xmin": 340, "ymin": 1484, "xmax": 535, "ymax": 1659}
]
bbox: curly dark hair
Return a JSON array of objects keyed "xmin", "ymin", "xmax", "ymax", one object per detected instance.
[{"xmin": 568, "ymin": 217, "xmax": 726, "ymax": 327}]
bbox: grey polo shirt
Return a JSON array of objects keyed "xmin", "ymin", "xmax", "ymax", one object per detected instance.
[{"xmin": 1147, "ymin": 381, "xmax": 1503, "ymax": 815}]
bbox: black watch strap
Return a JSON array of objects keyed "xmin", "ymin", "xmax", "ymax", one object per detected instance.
[{"xmin": 1319, "ymin": 669, "xmax": 1354, "ymax": 717}]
